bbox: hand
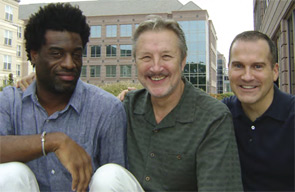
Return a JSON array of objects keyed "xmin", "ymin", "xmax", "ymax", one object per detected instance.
[
  {"xmin": 52, "ymin": 133, "xmax": 93, "ymax": 192},
  {"xmin": 117, "ymin": 87, "xmax": 136, "ymax": 101},
  {"xmin": 16, "ymin": 72, "xmax": 36, "ymax": 91}
]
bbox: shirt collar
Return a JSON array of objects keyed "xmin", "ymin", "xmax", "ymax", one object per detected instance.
[
  {"xmin": 231, "ymin": 84, "xmax": 292, "ymax": 121},
  {"xmin": 133, "ymin": 77, "xmax": 196, "ymax": 123},
  {"xmin": 263, "ymin": 84, "xmax": 292, "ymax": 121},
  {"xmin": 22, "ymin": 79, "xmax": 84, "ymax": 115}
]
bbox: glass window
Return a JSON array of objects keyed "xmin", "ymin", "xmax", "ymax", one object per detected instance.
[
  {"xmin": 83, "ymin": 47, "xmax": 87, "ymax": 57},
  {"xmin": 90, "ymin": 65, "xmax": 100, "ymax": 77},
  {"xmin": 106, "ymin": 65, "xmax": 116, "ymax": 77},
  {"xmin": 91, "ymin": 45, "xmax": 101, "ymax": 57},
  {"xmin": 120, "ymin": 45, "xmax": 132, "ymax": 57},
  {"xmin": 4, "ymin": 30, "xmax": 12, "ymax": 46},
  {"xmin": 16, "ymin": 65, "xmax": 21, "ymax": 76},
  {"xmin": 17, "ymin": 26, "xmax": 22, "ymax": 38},
  {"xmin": 120, "ymin": 24, "xmax": 132, "ymax": 37},
  {"xmin": 120, "ymin": 65, "xmax": 132, "ymax": 77},
  {"xmin": 81, "ymin": 66, "xmax": 87, "ymax": 77},
  {"xmin": 3, "ymin": 55, "xmax": 12, "ymax": 70},
  {"xmin": 106, "ymin": 45, "xmax": 117, "ymax": 57},
  {"xmin": 5, "ymin": 5, "xmax": 13, "ymax": 21},
  {"xmin": 90, "ymin": 25, "xmax": 101, "ymax": 38},
  {"xmin": 17, "ymin": 45, "xmax": 21, "ymax": 57},
  {"xmin": 106, "ymin": 25, "xmax": 117, "ymax": 37}
]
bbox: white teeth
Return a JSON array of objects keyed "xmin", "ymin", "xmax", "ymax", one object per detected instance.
[
  {"xmin": 241, "ymin": 85, "xmax": 255, "ymax": 89},
  {"xmin": 151, "ymin": 76, "xmax": 165, "ymax": 81}
]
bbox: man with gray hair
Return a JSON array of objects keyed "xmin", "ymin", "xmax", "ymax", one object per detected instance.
[{"xmin": 98, "ymin": 16, "xmax": 243, "ymax": 191}]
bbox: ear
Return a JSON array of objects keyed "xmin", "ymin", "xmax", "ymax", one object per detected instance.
[
  {"xmin": 273, "ymin": 63, "xmax": 279, "ymax": 82},
  {"xmin": 30, "ymin": 50, "xmax": 38, "ymax": 65},
  {"xmin": 181, "ymin": 56, "xmax": 187, "ymax": 71}
]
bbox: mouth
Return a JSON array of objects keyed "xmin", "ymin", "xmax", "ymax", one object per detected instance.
[
  {"xmin": 150, "ymin": 75, "xmax": 166, "ymax": 81},
  {"xmin": 57, "ymin": 72, "xmax": 77, "ymax": 81},
  {"xmin": 241, "ymin": 85, "xmax": 256, "ymax": 89}
]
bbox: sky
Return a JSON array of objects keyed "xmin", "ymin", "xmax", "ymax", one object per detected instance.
[{"xmin": 19, "ymin": 0, "xmax": 254, "ymax": 62}]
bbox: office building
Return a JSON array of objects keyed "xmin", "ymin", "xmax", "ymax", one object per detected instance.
[
  {"xmin": 18, "ymin": 0, "xmax": 218, "ymax": 93},
  {"xmin": 254, "ymin": 0, "xmax": 295, "ymax": 94},
  {"xmin": 0, "ymin": 0, "xmax": 26, "ymax": 87}
]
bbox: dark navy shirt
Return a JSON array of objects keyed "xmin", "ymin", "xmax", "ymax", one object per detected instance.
[
  {"xmin": 0, "ymin": 79, "xmax": 127, "ymax": 191},
  {"xmin": 223, "ymin": 85, "xmax": 294, "ymax": 191}
]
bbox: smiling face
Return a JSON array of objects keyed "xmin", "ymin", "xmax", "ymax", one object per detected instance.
[
  {"xmin": 228, "ymin": 39, "xmax": 279, "ymax": 108},
  {"xmin": 135, "ymin": 30, "xmax": 186, "ymax": 99},
  {"xmin": 31, "ymin": 30, "xmax": 83, "ymax": 94}
]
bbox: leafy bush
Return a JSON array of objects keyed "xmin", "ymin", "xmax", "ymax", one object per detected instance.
[
  {"xmin": 98, "ymin": 81, "xmax": 143, "ymax": 96},
  {"xmin": 209, "ymin": 92, "xmax": 234, "ymax": 100},
  {"xmin": 98, "ymin": 81, "xmax": 234, "ymax": 101}
]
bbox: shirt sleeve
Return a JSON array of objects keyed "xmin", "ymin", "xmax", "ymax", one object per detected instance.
[
  {"xmin": 97, "ymin": 101, "xmax": 127, "ymax": 168},
  {"xmin": 196, "ymin": 112, "xmax": 243, "ymax": 191},
  {"xmin": 0, "ymin": 87, "xmax": 17, "ymax": 135}
]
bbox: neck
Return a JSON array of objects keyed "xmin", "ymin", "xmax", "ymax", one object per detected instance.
[
  {"xmin": 241, "ymin": 88, "xmax": 274, "ymax": 122},
  {"xmin": 151, "ymin": 80, "xmax": 185, "ymax": 124},
  {"xmin": 36, "ymin": 85, "xmax": 72, "ymax": 116}
]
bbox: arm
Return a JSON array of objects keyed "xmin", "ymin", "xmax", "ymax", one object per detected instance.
[
  {"xmin": 0, "ymin": 89, "xmax": 92, "ymax": 192},
  {"xmin": 16, "ymin": 72, "xmax": 35, "ymax": 91},
  {"xmin": 117, "ymin": 87, "xmax": 136, "ymax": 101},
  {"xmin": 98, "ymin": 101, "xmax": 127, "ymax": 167},
  {"xmin": 196, "ymin": 112, "xmax": 243, "ymax": 191},
  {"xmin": 0, "ymin": 132, "xmax": 92, "ymax": 191}
]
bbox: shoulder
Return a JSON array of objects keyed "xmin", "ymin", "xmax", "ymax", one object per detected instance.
[
  {"xmin": 0, "ymin": 86, "xmax": 23, "ymax": 102},
  {"xmin": 78, "ymin": 81, "xmax": 124, "ymax": 110},
  {"xmin": 191, "ymin": 86, "xmax": 230, "ymax": 116},
  {"xmin": 221, "ymin": 95, "xmax": 239, "ymax": 110}
]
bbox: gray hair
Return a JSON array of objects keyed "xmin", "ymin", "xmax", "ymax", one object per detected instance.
[{"xmin": 132, "ymin": 16, "xmax": 187, "ymax": 62}]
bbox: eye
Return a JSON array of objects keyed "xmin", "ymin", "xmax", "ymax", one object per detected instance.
[
  {"xmin": 50, "ymin": 51, "xmax": 63, "ymax": 58},
  {"xmin": 232, "ymin": 63, "xmax": 243, "ymax": 69},
  {"xmin": 254, "ymin": 64, "xmax": 263, "ymax": 69},
  {"xmin": 162, "ymin": 55, "xmax": 172, "ymax": 60},
  {"xmin": 140, "ymin": 56, "xmax": 151, "ymax": 62},
  {"xmin": 73, "ymin": 52, "xmax": 82, "ymax": 60}
]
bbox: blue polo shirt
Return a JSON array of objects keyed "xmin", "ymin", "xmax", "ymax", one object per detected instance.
[{"xmin": 223, "ymin": 85, "xmax": 294, "ymax": 191}]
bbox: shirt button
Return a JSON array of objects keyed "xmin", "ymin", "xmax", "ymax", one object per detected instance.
[
  {"xmin": 46, "ymin": 119, "xmax": 50, "ymax": 123},
  {"xmin": 251, "ymin": 125, "xmax": 255, "ymax": 130},
  {"xmin": 153, "ymin": 129, "xmax": 159, "ymax": 133},
  {"xmin": 51, "ymin": 169, "xmax": 55, "ymax": 175},
  {"xmin": 176, "ymin": 154, "xmax": 182, "ymax": 160},
  {"xmin": 150, "ymin": 152, "xmax": 155, "ymax": 158},
  {"xmin": 249, "ymin": 138, "xmax": 253, "ymax": 142},
  {"xmin": 145, "ymin": 176, "xmax": 151, "ymax": 181}
]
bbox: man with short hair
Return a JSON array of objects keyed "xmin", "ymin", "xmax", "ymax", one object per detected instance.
[
  {"xmin": 223, "ymin": 30, "xmax": 294, "ymax": 191},
  {"xmin": 103, "ymin": 16, "xmax": 243, "ymax": 191},
  {"xmin": 0, "ymin": 3, "xmax": 127, "ymax": 191}
]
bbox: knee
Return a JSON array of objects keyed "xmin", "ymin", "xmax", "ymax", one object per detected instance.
[
  {"xmin": 0, "ymin": 162, "xmax": 39, "ymax": 191},
  {"xmin": 0, "ymin": 162, "xmax": 34, "ymax": 178},
  {"xmin": 92, "ymin": 163, "xmax": 126, "ymax": 182},
  {"xmin": 90, "ymin": 163, "xmax": 127, "ymax": 190}
]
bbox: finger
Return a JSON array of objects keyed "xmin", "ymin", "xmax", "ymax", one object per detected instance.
[
  {"xmin": 76, "ymin": 156, "xmax": 92, "ymax": 191},
  {"xmin": 128, "ymin": 87, "xmax": 136, "ymax": 91},
  {"xmin": 76, "ymin": 168, "xmax": 86, "ymax": 192},
  {"xmin": 71, "ymin": 167, "xmax": 79, "ymax": 192}
]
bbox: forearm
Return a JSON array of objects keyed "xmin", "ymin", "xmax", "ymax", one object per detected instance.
[{"xmin": 0, "ymin": 132, "xmax": 65, "ymax": 163}]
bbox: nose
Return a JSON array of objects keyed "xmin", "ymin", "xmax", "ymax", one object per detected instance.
[
  {"xmin": 241, "ymin": 68, "xmax": 254, "ymax": 81},
  {"xmin": 60, "ymin": 53, "xmax": 75, "ymax": 69},
  {"xmin": 150, "ymin": 57, "xmax": 163, "ymax": 73}
]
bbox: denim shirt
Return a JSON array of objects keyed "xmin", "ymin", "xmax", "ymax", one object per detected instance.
[{"xmin": 0, "ymin": 79, "xmax": 127, "ymax": 191}]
